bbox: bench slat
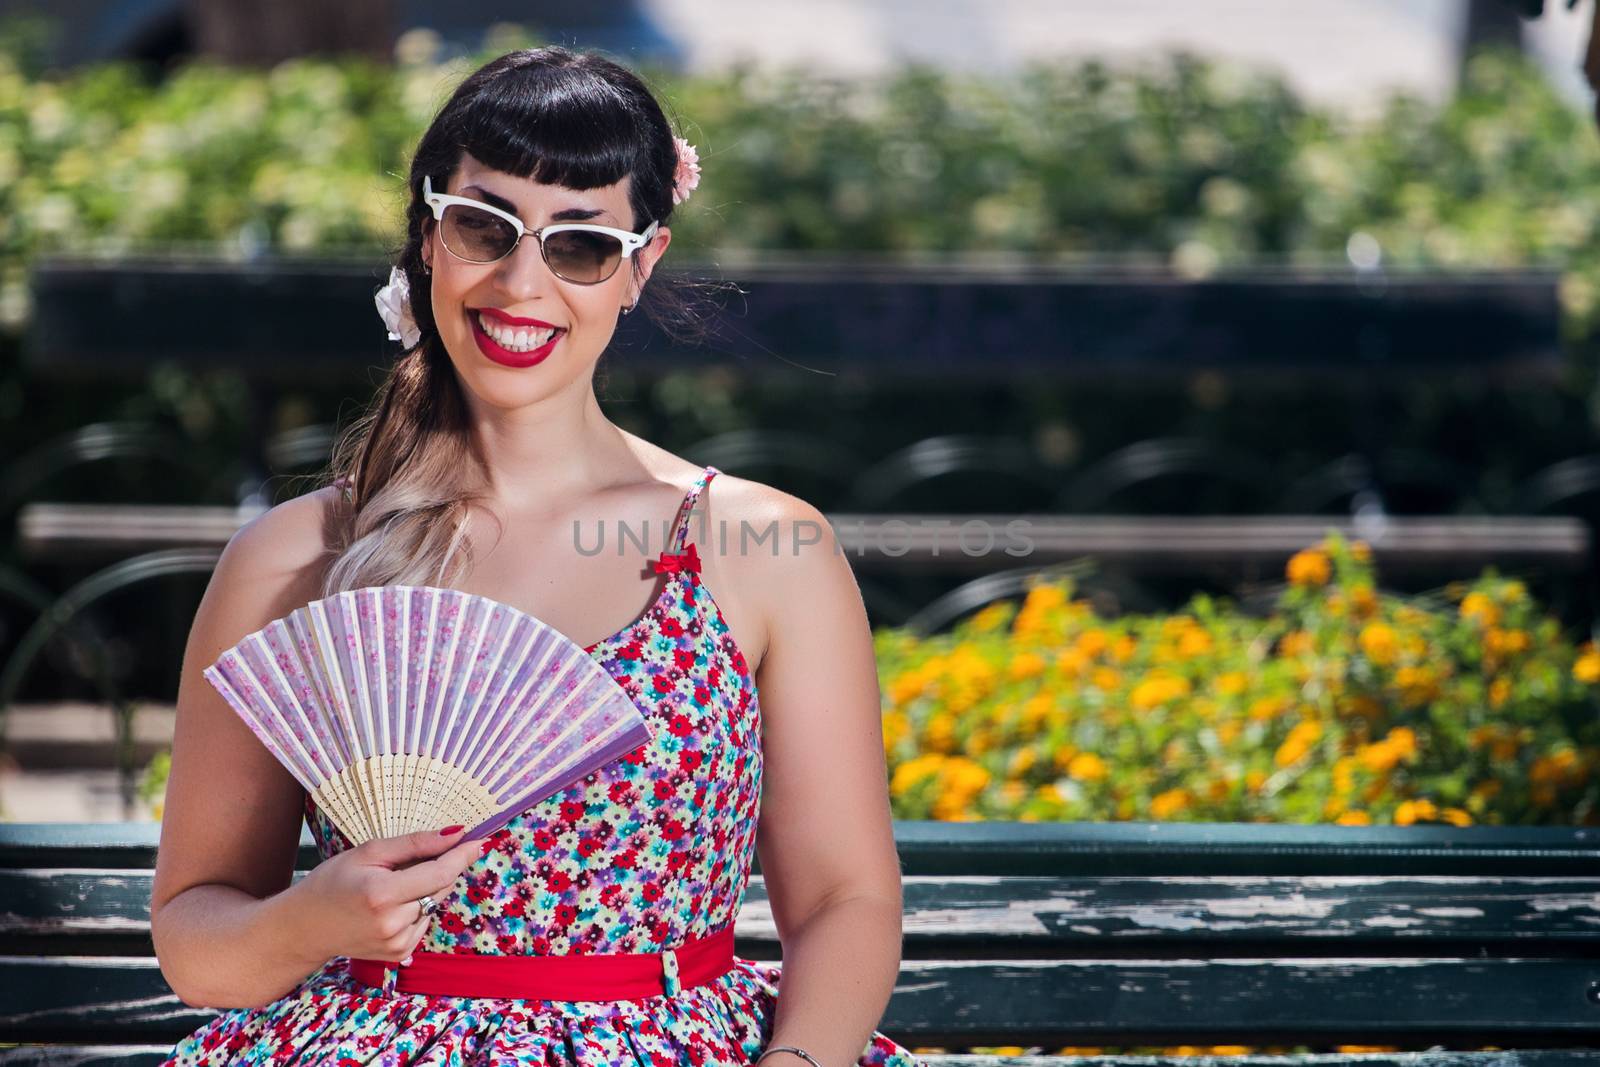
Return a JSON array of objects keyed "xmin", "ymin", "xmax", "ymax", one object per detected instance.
[
  {"xmin": 7, "ymin": 871, "xmax": 1599, "ymax": 957},
  {"xmin": 0, "ymin": 1049, "xmax": 178, "ymax": 1065},
  {"xmin": 6, "ymin": 822, "xmax": 1599, "ymax": 876},
  {"xmin": 3, "ymin": 956, "xmax": 1599, "ymax": 1048}
]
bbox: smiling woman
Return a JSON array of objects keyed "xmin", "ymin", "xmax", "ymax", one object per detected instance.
[{"xmin": 148, "ymin": 42, "xmax": 921, "ymax": 1067}]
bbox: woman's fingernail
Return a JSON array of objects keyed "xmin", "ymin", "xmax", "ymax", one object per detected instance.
[{"xmin": 438, "ymin": 825, "xmax": 464, "ymax": 835}]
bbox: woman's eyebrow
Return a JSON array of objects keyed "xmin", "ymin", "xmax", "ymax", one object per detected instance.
[{"xmin": 461, "ymin": 184, "xmax": 609, "ymax": 223}]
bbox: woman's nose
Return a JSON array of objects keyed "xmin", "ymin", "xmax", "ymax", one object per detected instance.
[{"xmin": 493, "ymin": 233, "xmax": 559, "ymax": 299}]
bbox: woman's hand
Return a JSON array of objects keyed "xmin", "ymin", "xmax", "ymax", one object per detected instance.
[{"xmin": 288, "ymin": 825, "xmax": 484, "ymax": 964}]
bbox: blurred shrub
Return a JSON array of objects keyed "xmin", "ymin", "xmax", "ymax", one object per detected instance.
[
  {"xmin": 7, "ymin": 25, "xmax": 1600, "ymax": 508},
  {"xmin": 878, "ymin": 532, "xmax": 1600, "ymax": 825},
  {"xmin": 0, "ymin": 27, "xmax": 1597, "ymax": 345}
]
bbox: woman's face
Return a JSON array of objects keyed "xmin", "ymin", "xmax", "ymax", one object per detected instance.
[{"xmin": 421, "ymin": 152, "xmax": 670, "ymax": 405}]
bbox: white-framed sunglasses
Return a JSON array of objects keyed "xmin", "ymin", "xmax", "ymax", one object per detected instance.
[{"xmin": 422, "ymin": 174, "xmax": 660, "ymax": 285}]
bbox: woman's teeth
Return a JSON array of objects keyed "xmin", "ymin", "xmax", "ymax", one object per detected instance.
[{"xmin": 477, "ymin": 311, "xmax": 560, "ymax": 352}]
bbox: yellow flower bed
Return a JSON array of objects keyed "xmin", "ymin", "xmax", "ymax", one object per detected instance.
[{"xmin": 879, "ymin": 532, "xmax": 1600, "ymax": 825}]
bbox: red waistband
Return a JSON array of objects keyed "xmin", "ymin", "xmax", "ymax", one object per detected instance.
[{"xmin": 348, "ymin": 924, "xmax": 736, "ymax": 1000}]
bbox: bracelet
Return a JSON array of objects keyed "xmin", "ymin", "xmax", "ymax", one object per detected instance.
[{"xmin": 757, "ymin": 1045, "xmax": 826, "ymax": 1067}]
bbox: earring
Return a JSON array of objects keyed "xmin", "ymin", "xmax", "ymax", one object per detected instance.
[{"xmin": 621, "ymin": 298, "xmax": 638, "ymax": 316}]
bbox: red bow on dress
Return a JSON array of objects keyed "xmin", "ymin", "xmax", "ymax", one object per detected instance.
[{"xmin": 653, "ymin": 541, "xmax": 702, "ymax": 575}]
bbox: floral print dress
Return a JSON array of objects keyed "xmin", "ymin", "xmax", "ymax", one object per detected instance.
[{"xmin": 160, "ymin": 465, "xmax": 926, "ymax": 1067}]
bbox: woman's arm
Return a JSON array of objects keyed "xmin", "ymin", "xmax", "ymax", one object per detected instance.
[
  {"xmin": 149, "ymin": 487, "xmax": 345, "ymax": 1009},
  {"xmin": 745, "ymin": 493, "xmax": 906, "ymax": 1067}
]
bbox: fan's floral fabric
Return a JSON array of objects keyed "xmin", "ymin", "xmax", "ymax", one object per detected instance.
[{"xmin": 158, "ymin": 465, "xmax": 924, "ymax": 1067}]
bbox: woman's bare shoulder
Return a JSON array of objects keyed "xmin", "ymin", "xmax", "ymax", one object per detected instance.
[
  {"xmin": 221, "ymin": 483, "xmax": 348, "ymax": 606},
  {"xmin": 702, "ymin": 470, "xmax": 837, "ymax": 554},
  {"xmin": 237, "ymin": 483, "xmax": 347, "ymax": 559},
  {"xmin": 696, "ymin": 470, "xmax": 844, "ymax": 669}
]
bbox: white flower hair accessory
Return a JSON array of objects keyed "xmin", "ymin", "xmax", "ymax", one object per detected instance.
[
  {"xmin": 374, "ymin": 263, "xmax": 421, "ymax": 348},
  {"xmin": 672, "ymin": 135, "xmax": 701, "ymax": 206}
]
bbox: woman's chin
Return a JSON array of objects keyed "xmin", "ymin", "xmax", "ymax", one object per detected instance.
[{"xmin": 447, "ymin": 340, "xmax": 589, "ymax": 406}]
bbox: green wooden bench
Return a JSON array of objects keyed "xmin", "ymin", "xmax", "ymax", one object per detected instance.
[{"xmin": 2, "ymin": 819, "xmax": 1599, "ymax": 1064}]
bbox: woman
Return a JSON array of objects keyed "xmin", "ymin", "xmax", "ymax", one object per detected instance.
[{"xmin": 150, "ymin": 45, "xmax": 922, "ymax": 1067}]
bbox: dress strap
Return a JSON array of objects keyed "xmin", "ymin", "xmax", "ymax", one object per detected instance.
[{"xmin": 666, "ymin": 465, "xmax": 718, "ymax": 555}]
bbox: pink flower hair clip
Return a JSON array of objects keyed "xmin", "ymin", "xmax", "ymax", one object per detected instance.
[{"xmin": 672, "ymin": 135, "xmax": 701, "ymax": 206}]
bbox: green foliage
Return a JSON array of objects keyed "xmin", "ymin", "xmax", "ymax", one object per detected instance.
[
  {"xmin": 878, "ymin": 533, "xmax": 1600, "ymax": 825},
  {"xmin": 137, "ymin": 748, "xmax": 169, "ymax": 817},
  {"xmin": 0, "ymin": 32, "xmax": 1597, "ymax": 334}
]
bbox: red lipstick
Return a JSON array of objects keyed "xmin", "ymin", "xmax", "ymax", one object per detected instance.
[
  {"xmin": 468, "ymin": 308, "xmax": 564, "ymax": 368},
  {"xmin": 474, "ymin": 306, "xmax": 560, "ymax": 329}
]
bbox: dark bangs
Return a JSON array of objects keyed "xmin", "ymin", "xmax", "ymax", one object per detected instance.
[{"xmin": 449, "ymin": 57, "xmax": 669, "ymax": 231}]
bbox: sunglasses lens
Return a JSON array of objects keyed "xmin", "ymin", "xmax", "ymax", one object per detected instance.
[
  {"xmin": 441, "ymin": 204, "xmax": 517, "ymax": 262},
  {"xmin": 544, "ymin": 229, "xmax": 625, "ymax": 284}
]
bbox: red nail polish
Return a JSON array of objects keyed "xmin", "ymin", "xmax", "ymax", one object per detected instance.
[{"xmin": 438, "ymin": 824, "xmax": 464, "ymax": 835}]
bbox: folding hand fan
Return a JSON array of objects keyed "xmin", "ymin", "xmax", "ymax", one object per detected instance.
[{"xmin": 201, "ymin": 584, "xmax": 652, "ymax": 845}]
